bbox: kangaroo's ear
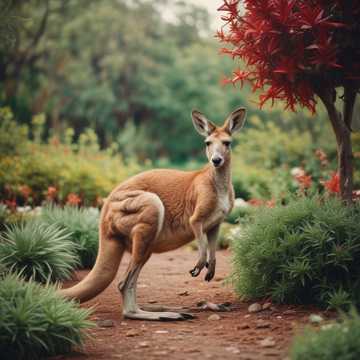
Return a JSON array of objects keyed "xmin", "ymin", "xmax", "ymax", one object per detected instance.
[
  {"xmin": 223, "ymin": 107, "xmax": 247, "ymax": 135},
  {"xmin": 191, "ymin": 110, "xmax": 216, "ymax": 137}
]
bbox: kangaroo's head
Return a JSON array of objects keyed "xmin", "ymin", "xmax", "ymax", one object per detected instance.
[{"xmin": 191, "ymin": 107, "xmax": 247, "ymax": 169}]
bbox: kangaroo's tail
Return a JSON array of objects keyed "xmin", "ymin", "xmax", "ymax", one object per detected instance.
[{"xmin": 59, "ymin": 225, "xmax": 124, "ymax": 303}]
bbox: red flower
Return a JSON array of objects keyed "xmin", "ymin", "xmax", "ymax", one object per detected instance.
[
  {"xmin": 66, "ymin": 193, "xmax": 82, "ymax": 206},
  {"xmin": 294, "ymin": 173, "xmax": 312, "ymax": 189},
  {"xmin": 248, "ymin": 198, "xmax": 275, "ymax": 208},
  {"xmin": 46, "ymin": 186, "xmax": 58, "ymax": 201},
  {"xmin": 324, "ymin": 172, "xmax": 340, "ymax": 194}
]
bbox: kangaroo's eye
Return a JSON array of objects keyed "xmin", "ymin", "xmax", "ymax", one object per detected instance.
[
  {"xmin": 205, "ymin": 141, "xmax": 211, "ymax": 147},
  {"xmin": 223, "ymin": 141, "xmax": 232, "ymax": 147}
]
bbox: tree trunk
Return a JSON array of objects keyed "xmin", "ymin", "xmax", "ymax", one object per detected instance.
[{"xmin": 317, "ymin": 88, "xmax": 354, "ymax": 204}]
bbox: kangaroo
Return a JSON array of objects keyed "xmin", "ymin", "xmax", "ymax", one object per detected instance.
[{"xmin": 60, "ymin": 107, "xmax": 247, "ymax": 321}]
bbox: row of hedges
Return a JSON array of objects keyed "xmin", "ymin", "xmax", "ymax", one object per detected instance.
[{"xmin": 0, "ymin": 107, "xmax": 141, "ymax": 207}]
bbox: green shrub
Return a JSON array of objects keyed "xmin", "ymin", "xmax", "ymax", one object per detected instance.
[
  {"xmin": 226, "ymin": 205, "xmax": 254, "ymax": 225},
  {"xmin": 291, "ymin": 310, "xmax": 360, "ymax": 360},
  {"xmin": 231, "ymin": 196, "xmax": 360, "ymax": 309},
  {"xmin": 0, "ymin": 274, "xmax": 92, "ymax": 360},
  {"xmin": 0, "ymin": 107, "xmax": 29, "ymax": 157},
  {"xmin": 40, "ymin": 206, "xmax": 99, "ymax": 268},
  {"xmin": 0, "ymin": 221, "xmax": 78, "ymax": 283}
]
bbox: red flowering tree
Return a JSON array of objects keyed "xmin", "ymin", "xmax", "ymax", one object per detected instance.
[{"xmin": 217, "ymin": 0, "xmax": 360, "ymax": 203}]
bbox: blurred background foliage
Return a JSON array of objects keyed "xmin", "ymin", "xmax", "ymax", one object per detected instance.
[{"xmin": 0, "ymin": 0, "xmax": 359, "ymax": 204}]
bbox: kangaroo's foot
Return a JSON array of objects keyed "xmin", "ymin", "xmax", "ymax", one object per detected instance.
[
  {"xmin": 141, "ymin": 304, "xmax": 190, "ymax": 312},
  {"xmin": 123, "ymin": 309, "xmax": 194, "ymax": 321}
]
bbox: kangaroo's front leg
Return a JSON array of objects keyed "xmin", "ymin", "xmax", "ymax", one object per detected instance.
[
  {"xmin": 189, "ymin": 219, "xmax": 208, "ymax": 277},
  {"xmin": 205, "ymin": 224, "xmax": 220, "ymax": 281}
]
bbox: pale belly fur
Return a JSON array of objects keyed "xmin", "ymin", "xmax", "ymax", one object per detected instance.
[{"xmin": 152, "ymin": 191, "xmax": 231, "ymax": 253}]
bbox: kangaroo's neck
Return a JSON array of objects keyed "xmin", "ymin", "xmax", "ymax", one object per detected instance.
[{"xmin": 208, "ymin": 158, "xmax": 232, "ymax": 193}]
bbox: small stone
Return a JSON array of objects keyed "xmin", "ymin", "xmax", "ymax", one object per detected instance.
[
  {"xmin": 244, "ymin": 314, "xmax": 251, "ymax": 319},
  {"xmin": 255, "ymin": 320, "xmax": 271, "ymax": 329},
  {"xmin": 276, "ymin": 316, "xmax": 282, "ymax": 319},
  {"xmin": 148, "ymin": 300, "xmax": 158, "ymax": 304},
  {"xmin": 248, "ymin": 303, "xmax": 263, "ymax": 313},
  {"xmin": 155, "ymin": 330, "xmax": 169, "ymax": 334},
  {"xmin": 309, "ymin": 314, "xmax": 324, "ymax": 324},
  {"xmin": 97, "ymin": 319, "xmax": 115, "ymax": 328},
  {"xmin": 262, "ymin": 302, "xmax": 272, "ymax": 310},
  {"xmin": 208, "ymin": 314, "xmax": 221, "ymax": 321},
  {"xmin": 260, "ymin": 337, "xmax": 276, "ymax": 348},
  {"xmin": 178, "ymin": 290, "xmax": 189, "ymax": 296},
  {"xmin": 125, "ymin": 329, "xmax": 139, "ymax": 337},
  {"xmin": 138, "ymin": 341, "xmax": 149, "ymax": 348}
]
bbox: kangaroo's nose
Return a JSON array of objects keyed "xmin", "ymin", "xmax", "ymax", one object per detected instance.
[{"xmin": 212, "ymin": 157, "xmax": 222, "ymax": 167}]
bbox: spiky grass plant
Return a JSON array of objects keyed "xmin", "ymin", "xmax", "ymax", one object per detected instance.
[
  {"xmin": 291, "ymin": 309, "xmax": 360, "ymax": 360},
  {"xmin": 0, "ymin": 221, "xmax": 78, "ymax": 283},
  {"xmin": 0, "ymin": 273, "xmax": 93, "ymax": 360},
  {"xmin": 40, "ymin": 206, "xmax": 99, "ymax": 268},
  {"xmin": 231, "ymin": 196, "xmax": 360, "ymax": 309}
]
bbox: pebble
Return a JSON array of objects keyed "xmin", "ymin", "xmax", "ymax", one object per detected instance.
[
  {"xmin": 260, "ymin": 337, "xmax": 276, "ymax": 348},
  {"xmin": 138, "ymin": 342, "xmax": 149, "ymax": 348},
  {"xmin": 148, "ymin": 300, "xmax": 158, "ymax": 304},
  {"xmin": 155, "ymin": 330, "xmax": 169, "ymax": 334},
  {"xmin": 125, "ymin": 329, "xmax": 139, "ymax": 337},
  {"xmin": 248, "ymin": 303, "xmax": 263, "ymax": 313},
  {"xmin": 97, "ymin": 319, "xmax": 115, "ymax": 328},
  {"xmin": 208, "ymin": 314, "xmax": 221, "ymax": 321},
  {"xmin": 309, "ymin": 314, "xmax": 324, "ymax": 323},
  {"xmin": 262, "ymin": 302, "xmax": 272, "ymax": 310}
]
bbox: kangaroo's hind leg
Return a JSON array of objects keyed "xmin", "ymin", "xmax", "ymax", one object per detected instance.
[{"xmin": 113, "ymin": 191, "xmax": 194, "ymax": 321}]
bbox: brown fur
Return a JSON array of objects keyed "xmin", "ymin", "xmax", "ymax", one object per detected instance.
[{"xmin": 59, "ymin": 107, "xmax": 246, "ymax": 321}]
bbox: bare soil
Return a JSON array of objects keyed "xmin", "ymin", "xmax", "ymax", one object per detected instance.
[{"xmin": 56, "ymin": 248, "xmax": 331, "ymax": 360}]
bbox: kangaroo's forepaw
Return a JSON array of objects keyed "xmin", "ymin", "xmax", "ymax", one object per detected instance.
[
  {"xmin": 189, "ymin": 260, "xmax": 206, "ymax": 277},
  {"xmin": 190, "ymin": 266, "xmax": 201, "ymax": 277},
  {"xmin": 205, "ymin": 259, "xmax": 216, "ymax": 282}
]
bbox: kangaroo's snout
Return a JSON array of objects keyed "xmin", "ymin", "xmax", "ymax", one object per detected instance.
[{"xmin": 211, "ymin": 156, "xmax": 223, "ymax": 167}]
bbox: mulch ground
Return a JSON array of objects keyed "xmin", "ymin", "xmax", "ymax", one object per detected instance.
[{"xmin": 55, "ymin": 248, "xmax": 333, "ymax": 360}]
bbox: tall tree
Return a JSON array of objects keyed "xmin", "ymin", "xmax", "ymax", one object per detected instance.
[{"xmin": 218, "ymin": 0, "xmax": 360, "ymax": 203}]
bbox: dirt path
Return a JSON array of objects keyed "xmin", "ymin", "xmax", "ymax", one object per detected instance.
[{"xmin": 58, "ymin": 248, "xmax": 326, "ymax": 360}]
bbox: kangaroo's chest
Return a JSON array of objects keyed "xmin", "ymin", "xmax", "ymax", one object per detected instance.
[{"xmin": 204, "ymin": 190, "xmax": 232, "ymax": 230}]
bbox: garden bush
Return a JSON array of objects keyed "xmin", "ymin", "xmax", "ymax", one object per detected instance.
[
  {"xmin": 231, "ymin": 196, "xmax": 360, "ymax": 309},
  {"xmin": 0, "ymin": 274, "xmax": 92, "ymax": 360},
  {"xmin": 0, "ymin": 220, "xmax": 78, "ymax": 283},
  {"xmin": 291, "ymin": 310, "xmax": 360, "ymax": 360},
  {"xmin": 0, "ymin": 108, "xmax": 141, "ymax": 206},
  {"xmin": 40, "ymin": 206, "xmax": 99, "ymax": 268}
]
